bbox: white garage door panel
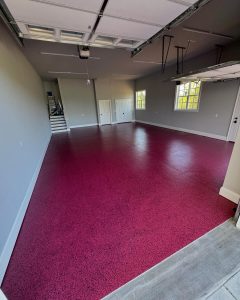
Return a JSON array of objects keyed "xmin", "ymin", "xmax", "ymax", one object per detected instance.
[
  {"xmin": 104, "ymin": 0, "xmax": 192, "ymax": 26},
  {"xmin": 36, "ymin": 0, "xmax": 104, "ymax": 13},
  {"xmin": 96, "ymin": 16, "xmax": 161, "ymax": 40},
  {"xmin": 4, "ymin": 0, "xmax": 97, "ymax": 32}
]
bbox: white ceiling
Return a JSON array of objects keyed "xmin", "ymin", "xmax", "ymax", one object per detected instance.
[
  {"xmin": 4, "ymin": 0, "xmax": 197, "ymax": 48},
  {"xmin": 173, "ymin": 62, "xmax": 240, "ymax": 81}
]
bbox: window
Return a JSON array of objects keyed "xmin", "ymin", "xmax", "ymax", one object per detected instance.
[
  {"xmin": 136, "ymin": 90, "xmax": 146, "ymax": 110},
  {"xmin": 175, "ymin": 81, "xmax": 201, "ymax": 111}
]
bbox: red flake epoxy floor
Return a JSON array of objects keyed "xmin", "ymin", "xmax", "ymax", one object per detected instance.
[{"xmin": 2, "ymin": 123, "xmax": 235, "ymax": 300}]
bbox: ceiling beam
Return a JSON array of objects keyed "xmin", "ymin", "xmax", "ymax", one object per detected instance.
[{"xmin": 131, "ymin": 0, "xmax": 212, "ymax": 57}]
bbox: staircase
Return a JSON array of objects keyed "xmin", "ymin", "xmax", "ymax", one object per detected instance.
[
  {"xmin": 50, "ymin": 115, "xmax": 68, "ymax": 133},
  {"xmin": 48, "ymin": 95, "xmax": 68, "ymax": 133}
]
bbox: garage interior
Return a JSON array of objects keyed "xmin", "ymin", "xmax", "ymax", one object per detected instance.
[{"xmin": 0, "ymin": 0, "xmax": 240, "ymax": 299}]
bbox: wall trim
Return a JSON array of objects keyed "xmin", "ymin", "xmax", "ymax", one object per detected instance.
[
  {"xmin": 70, "ymin": 123, "xmax": 98, "ymax": 129},
  {"xmin": 0, "ymin": 289, "xmax": 7, "ymax": 300},
  {"xmin": 136, "ymin": 120, "xmax": 227, "ymax": 141},
  {"xmin": 219, "ymin": 187, "xmax": 240, "ymax": 204},
  {"xmin": 0, "ymin": 134, "xmax": 51, "ymax": 285}
]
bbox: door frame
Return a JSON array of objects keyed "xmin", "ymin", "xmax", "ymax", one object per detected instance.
[
  {"xmin": 97, "ymin": 100, "xmax": 112, "ymax": 125},
  {"xmin": 227, "ymin": 82, "xmax": 240, "ymax": 142}
]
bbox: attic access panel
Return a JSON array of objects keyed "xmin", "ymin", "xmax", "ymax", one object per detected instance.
[{"xmin": 172, "ymin": 61, "xmax": 240, "ymax": 82}]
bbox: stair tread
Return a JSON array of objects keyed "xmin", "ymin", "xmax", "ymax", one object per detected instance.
[{"xmin": 51, "ymin": 125, "xmax": 67, "ymax": 128}]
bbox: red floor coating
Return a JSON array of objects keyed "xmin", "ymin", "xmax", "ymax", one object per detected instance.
[{"xmin": 2, "ymin": 124, "xmax": 235, "ymax": 300}]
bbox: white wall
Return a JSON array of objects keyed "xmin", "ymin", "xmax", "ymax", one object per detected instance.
[
  {"xmin": 58, "ymin": 78, "xmax": 98, "ymax": 128},
  {"xmin": 220, "ymin": 128, "xmax": 240, "ymax": 203},
  {"xmin": 0, "ymin": 20, "xmax": 51, "ymax": 283}
]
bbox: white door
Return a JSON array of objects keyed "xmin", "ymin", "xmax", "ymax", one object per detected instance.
[
  {"xmin": 98, "ymin": 100, "xmax": 111, "ymax": 125},
  {"xmin": 228, "ymin": 83, "xmax": 240, "ymax": 142},
  {"xmin": 116, "ymin": 99, "xmax": 133, "ymax": 123}
]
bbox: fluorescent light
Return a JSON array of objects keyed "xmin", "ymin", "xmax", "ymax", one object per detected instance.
[
  {"xmin": 182, "ymin": 27, "xmax": 233, "ymax": 40},
  {"xmin": 41, "ymin": 52, "xmax": 100, "ymax": 60},
  {"xmin": 48, "ymin": 71, "xmax": 88, "ymax": 75},
  {"xmin": 42, "ymin": 52, "xmax": 78, "ymax": 57},
  {"xmin": 133, "ymin": 60, "xmax": 162, "ymax": 65}
]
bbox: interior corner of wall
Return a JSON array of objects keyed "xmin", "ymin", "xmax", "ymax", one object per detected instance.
[{"xmin": 219, "ymin": 186, "xmax": 240, "ymax": 204}]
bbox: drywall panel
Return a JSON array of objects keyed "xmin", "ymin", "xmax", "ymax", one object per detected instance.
[
  {"xmin": 58, "ymin": 78, "xmax": 98, "ymax": 127},
  {"xmin": 0, "ymin": 19, "xmax": 51, "ymax": 282}
]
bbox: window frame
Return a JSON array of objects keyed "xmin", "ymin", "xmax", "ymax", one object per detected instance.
[
  {"xmin": 174, "ymin": 81, "xmax": 202, "ymax": 112},
  {"xmin": 136, "ymin": 90, "xmax": 146, "ymax": 110}
]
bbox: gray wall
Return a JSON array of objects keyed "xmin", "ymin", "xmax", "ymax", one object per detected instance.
[
  {"xmin": 0, "ymin": 19, "xmax": 51, "ymax": 269},
  {"xmin": 95, "ymin": 79, "xmax": 134, "ymax": 122},
  {"xmin": 135, "ymin": 53, "xmax": 239, "ymax": 138},
  {"xmin": 58, "ymin": 78, "xmax": 98, "ymax": 127},
  {"xmin": 57, "ymin": 78, "xmax": 134, "ymax": 126},
  {"xmin": 43, "ymin": 80, "xmax": 62, "ymax": 103}
]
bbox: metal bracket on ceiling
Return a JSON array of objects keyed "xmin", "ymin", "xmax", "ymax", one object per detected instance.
[
  {"xmin": 131, "ymin": 0, "xmax": 212, "ymax": 58},
  {"xmin": 161, "ymin": 35, "xmax": 173, "ymax": 73},
  {"xmin": 175, "ymin": 46, "xmax": 186, "ymax": 74},
  {"xmin": 216, "ymin": 44, "xmax": 224, "ymax": 65},
  {"xmin": 87, "ymin": 0, "xmax": 109, "ymax": 42}
]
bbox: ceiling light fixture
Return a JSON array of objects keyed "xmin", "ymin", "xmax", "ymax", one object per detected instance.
[
  {"xmin": 48, "ymin": 71, "xmax": 88, "ymax": 75},
  {"xmin": 133, "ymin": 60, "xmax": 162, "ymax": 65},
  {"xmin": 40, "ymin": 52, "xmax": 101, "ymax": 60}
]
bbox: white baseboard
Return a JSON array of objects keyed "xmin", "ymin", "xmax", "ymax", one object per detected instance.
[
  {"xmin": 0, "ymin": 134, "xmax": 51, "ymax": 285},
  {"xmin": 0, "ymin": 289, "xmax": 7, "ymax": 300},
  {"xmin": 136, "ymin": 120, "xmax": 227, "ymax": 141},
  {"xmin": 70, "ymin": 123, "xmax": 98, "ymax": 129},
  {"xmin": 219, "ymin": 186, "xmax": 240, "ymax": 204}
]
